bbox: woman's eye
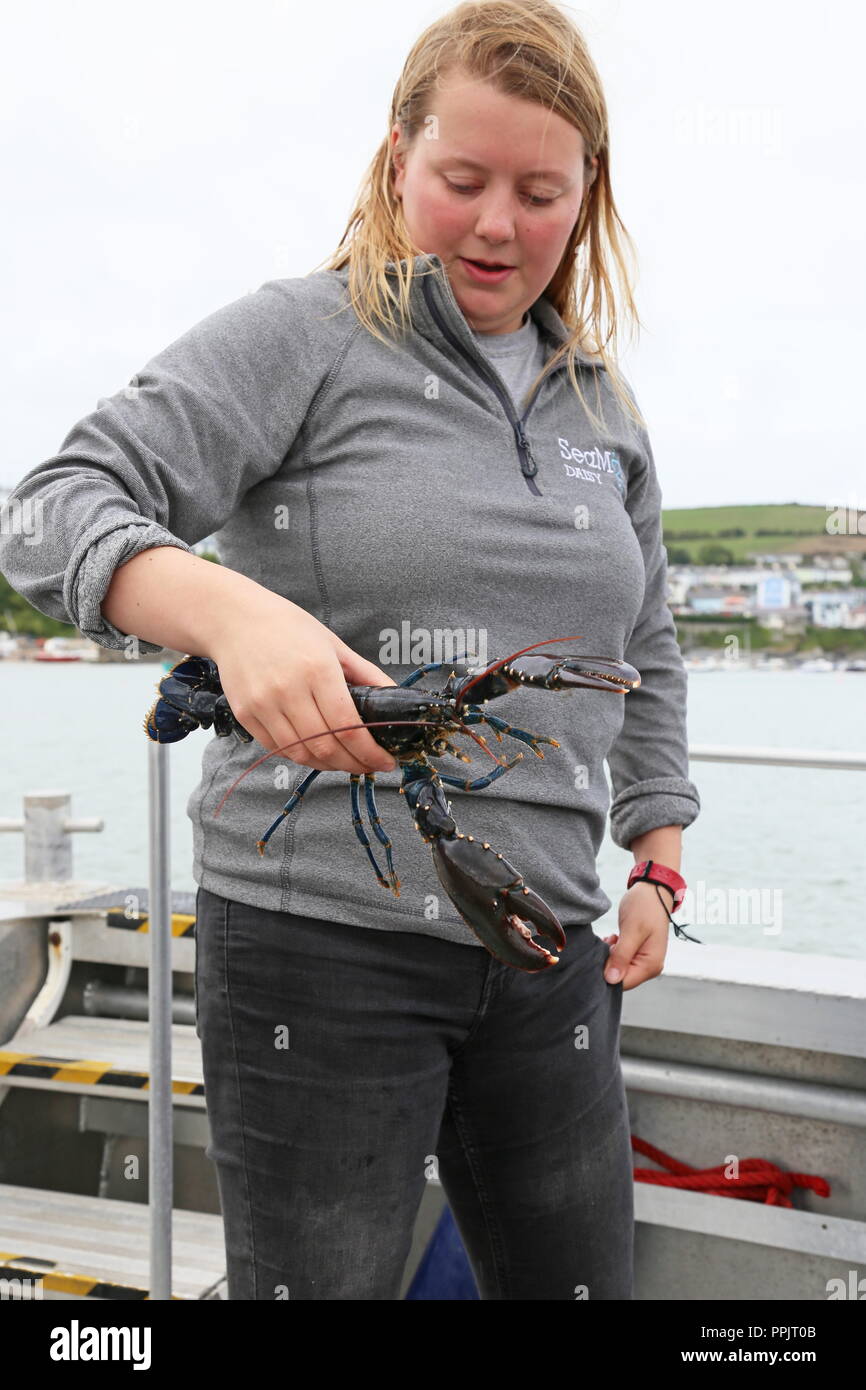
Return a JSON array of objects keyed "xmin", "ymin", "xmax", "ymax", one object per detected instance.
[{"xmin": 445, "ymin": 180, "xmax": 555, "ymax": 207}]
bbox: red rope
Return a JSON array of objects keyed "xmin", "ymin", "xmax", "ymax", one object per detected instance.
[{"xmin": 631, "ymin": 1135, "xmax": 831, "ymax": 1208}]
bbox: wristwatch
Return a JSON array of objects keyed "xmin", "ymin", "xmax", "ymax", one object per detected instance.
[{"xmin": 627, "ymin": 860, "xmax": 687, "ymax": 911}]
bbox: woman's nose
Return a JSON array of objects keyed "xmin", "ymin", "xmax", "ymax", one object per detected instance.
[{"xmin": 472, "ymin": 197, "xmax": 517, "ymax": 242}]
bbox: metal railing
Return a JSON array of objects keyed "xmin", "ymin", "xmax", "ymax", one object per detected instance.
[{"xmin": 688, "ymin": 746, "xmax": 866, "ymax": 772}]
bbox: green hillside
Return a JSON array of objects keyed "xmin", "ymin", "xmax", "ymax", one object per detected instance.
[{"xmin": 661, "ymin": 503, "xmax": 866, "ymax": 565}]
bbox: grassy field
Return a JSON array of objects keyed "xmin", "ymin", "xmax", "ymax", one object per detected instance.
[{"xmin": 661, "ymin": 503, "xmax": 866, "ymax": 564}]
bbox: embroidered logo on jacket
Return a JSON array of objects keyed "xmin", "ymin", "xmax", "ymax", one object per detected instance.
[{"xmin": 558, "ymin": 438, "xmax": 626, "ymax": 498}]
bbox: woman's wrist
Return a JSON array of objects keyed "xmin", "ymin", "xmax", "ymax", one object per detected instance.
[
  {"xmin": 628, "ymin": 825, "xmax": 683, "ymax": 875},
  {"xmin": 651, "ymin": 881, "xmax": 676, "ymax": 910},
  {"xmin": 625, "ymin": 850, "xmax": 686, "ymax": 917}
]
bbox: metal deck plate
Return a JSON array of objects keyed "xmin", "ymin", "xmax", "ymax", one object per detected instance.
[
  {"xmin": 0, "ymin": 1017, "xmax": 205, "ymax": 1105},
  {"xmin": 0, "ymin": 1183, "xmax": 225, "ymax": 1299}
]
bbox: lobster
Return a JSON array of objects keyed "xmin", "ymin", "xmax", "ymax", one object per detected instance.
[{"xmin": 143, "ymin": 638, "xmax": 640, "ymax": 972}]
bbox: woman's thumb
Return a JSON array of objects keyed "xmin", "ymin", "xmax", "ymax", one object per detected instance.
[
  {"xmin": 604, "ymin": 942, "xmax": 626, "ymax": 984},
  {"xmin": 333, "ymin": 640, "xmax": 398, "ymax": 688}
]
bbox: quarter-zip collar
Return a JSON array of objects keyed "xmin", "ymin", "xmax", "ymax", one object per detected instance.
[
  {"xmin": 383, "ymin": 252, "xmax": 602, "ymax": 365},
  {"xmin": 382, "ymin": 252, "xmax": 603, "ymax": 497}
]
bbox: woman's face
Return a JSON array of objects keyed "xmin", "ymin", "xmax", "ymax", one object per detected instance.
[{"xmin": 391, "ymin": 70, "xmax": 597, "ymax": 335}]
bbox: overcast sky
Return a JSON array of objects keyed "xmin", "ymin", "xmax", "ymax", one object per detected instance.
[{"xmin": 2, "ymin": 0, "xmax": 863, "ymax": 509}]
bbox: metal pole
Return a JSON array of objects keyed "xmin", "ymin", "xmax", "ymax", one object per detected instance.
[
  {"xmin": 148, "ymin": 739, "xmax": 172, "ymax": 1300},
  {"xmin": 688, "ymin": 745, "xmax": 866, "ymax": 771}
]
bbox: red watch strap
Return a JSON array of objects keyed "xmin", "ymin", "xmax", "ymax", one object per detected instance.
[{"xmin": 628, "ymin": 860, "xmax": 686, "ymax": 908}]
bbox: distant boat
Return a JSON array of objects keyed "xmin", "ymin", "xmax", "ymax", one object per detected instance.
[
  {"xmin": 32, "ymin": 636, "xmax": 98, "ymax": 663},
  {"xmin": 684, "ymin": 656, "xmax": 729, "ymax": 672},
  {"xmin": 798, "ymin": 657, "xmax": 837, "ymax": 673}
]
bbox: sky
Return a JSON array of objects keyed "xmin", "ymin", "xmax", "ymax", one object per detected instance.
[{"xmin": 1, "ymin": 0, "xmax": 863, "ymax": 509}]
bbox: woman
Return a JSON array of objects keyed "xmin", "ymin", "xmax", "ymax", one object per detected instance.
[{"xmin": 0, "ymin": 0, "xmax": 700, "ymax": 1299}]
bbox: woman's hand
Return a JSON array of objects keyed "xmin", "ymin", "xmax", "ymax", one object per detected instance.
[
  {"xmin": 207, "ymin": 587, "xmax": 399, "ymax": 775},
  {"xmin": 602, "ymin": 881, "xmax": 674, "ymax": 990}
]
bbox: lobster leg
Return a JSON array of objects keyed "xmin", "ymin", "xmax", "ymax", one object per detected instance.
[
  {"xmin": 362, "ymin": 774, "xmax": 400, "ymax": 893},
  {"xmin": 349, "ymin": 775, "xmax": 396, "ymax": 891},
  {"xmin": 255, "ymin": 768, "xmax": 321, "ymax": 855},
  {"xmin": 458, "ymin": 708, "xmax": 559, "ymax": 757},
  {"xmin": 436, "ymin": 754, "xmax": 523, "ymax": 793},
  {"xmin": 397, "ymin": 650, "xmax": 477, "ymax": 690}
]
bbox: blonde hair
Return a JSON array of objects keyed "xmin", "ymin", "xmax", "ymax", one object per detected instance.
[{"xmin": 311, "ymin": 0, "xmax": 647, "ymax": 437}]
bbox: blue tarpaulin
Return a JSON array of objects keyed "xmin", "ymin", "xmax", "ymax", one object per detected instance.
[{"xmin": 405, "ymin": 1204, "xmax": 479, "ymax": 1300}]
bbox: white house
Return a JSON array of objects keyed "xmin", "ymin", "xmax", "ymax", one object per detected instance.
[{"xmin": 802, "ymin": 591, "xmax": 866, "ymax": 628}]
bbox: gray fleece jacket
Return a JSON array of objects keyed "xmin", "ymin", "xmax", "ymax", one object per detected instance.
[{"xmin": 0, "ymin": 252, "xmax": 700, "ymax": 946}]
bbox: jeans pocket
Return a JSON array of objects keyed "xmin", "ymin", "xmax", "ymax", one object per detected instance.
[{"xmin": 594, "ymin": 931, "xmax": 612, "ymax": 963}]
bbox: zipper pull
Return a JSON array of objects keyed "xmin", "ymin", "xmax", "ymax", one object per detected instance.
[{"xmin": 515, "ymin": 420, "xmax": 538, "ymax": 477}]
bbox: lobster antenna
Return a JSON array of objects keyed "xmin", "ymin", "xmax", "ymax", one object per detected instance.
[
  {"xmin": 212, "ymin": 717, "xmax": 506, "ymax": 819},
  {"xmin": 455, "ymin": 634, "xmax": 583, "ymax": 711}
]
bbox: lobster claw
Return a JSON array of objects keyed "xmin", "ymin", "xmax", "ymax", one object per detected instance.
[
  {"xmin": 429, "ymin": 832, "xmax": 566, "ymax": 972},
  {"xmin": 532, "ymin": 654, "xmax": 641, "ymax": 693}
]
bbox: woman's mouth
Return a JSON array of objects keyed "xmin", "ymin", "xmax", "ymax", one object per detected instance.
[{"xmin": 459, "ymin": 258, "xmax": 516, "ymax": 284}]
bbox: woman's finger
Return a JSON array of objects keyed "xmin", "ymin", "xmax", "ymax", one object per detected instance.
[
  {"xmin": 281, "ymin": 693, "xmax": 372, "ymax": 773},
  {"xmin": 314, "ymin": 676, "xmax": 398, "ymax": 774}
]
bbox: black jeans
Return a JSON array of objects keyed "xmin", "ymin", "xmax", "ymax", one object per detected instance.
[{"xmin": 193, "ymin": 885, "xmax": 633, "ymax": 1300}]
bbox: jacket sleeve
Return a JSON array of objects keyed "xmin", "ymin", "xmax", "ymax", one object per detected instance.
[
  {"xmin": 0, "ymin": 279, "xmax": 326, "ymax": 653},
  {"xmin": 606, "ymin": 380, "xmax": 701, "ymax": 849}
]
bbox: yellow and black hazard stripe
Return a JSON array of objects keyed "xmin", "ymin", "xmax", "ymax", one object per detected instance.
[
  {"xmin": 105, "ymin": 910, "xmax": 196, "ymax": 937},
  {"xmin": 0, "ymin": 1256, "xmax": 184, "ymax": 1299},
  {"xmin": 0, "ymin": 1052, "xmax": 203, "ymax": 1095}
]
